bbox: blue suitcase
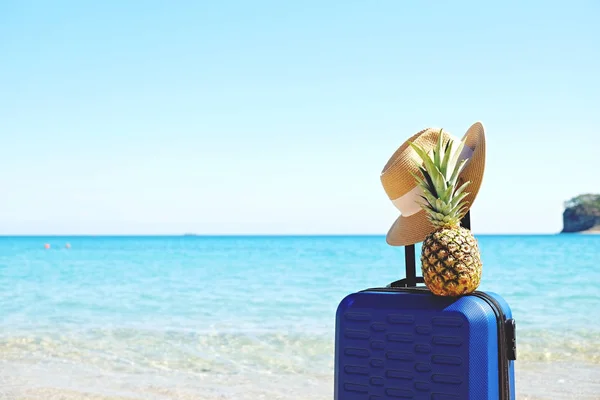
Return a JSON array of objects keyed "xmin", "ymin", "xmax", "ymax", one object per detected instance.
[{"xmin": 334, "ymin": 213, "xmax": 516, "ymax": 399}]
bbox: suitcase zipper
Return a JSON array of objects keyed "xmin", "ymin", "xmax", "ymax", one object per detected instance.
[{"xmin": 361, "ymin": 286, "xmax": 513, "ymax": 400}]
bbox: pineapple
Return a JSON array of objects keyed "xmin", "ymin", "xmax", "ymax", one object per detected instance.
[{"xmin": 409, "ymin": 129, "xmax": 482, "ymax": 296}]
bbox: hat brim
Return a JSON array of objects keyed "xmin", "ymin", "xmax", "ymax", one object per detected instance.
[{"xmin": 385, "ymin": 121, "xmax": 486, "ymax": 246}]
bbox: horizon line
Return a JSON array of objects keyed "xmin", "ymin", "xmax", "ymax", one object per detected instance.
[{"xmin": 0, "ymin": 232, "xmax": 570, "ymax": 237}]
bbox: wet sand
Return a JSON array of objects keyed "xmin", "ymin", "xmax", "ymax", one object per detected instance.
[{"xmin": 2, "ymin": 360, "xmax": 599, "ymax": 400}]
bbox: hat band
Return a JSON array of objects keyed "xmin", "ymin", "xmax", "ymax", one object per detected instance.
[
  {"xmin": 391, "ymin": 185, "xmax": 426, "ymax": 216},
  {"xmin": 390, "ymin": 139, "xmax": 474, "ymax": 217}
]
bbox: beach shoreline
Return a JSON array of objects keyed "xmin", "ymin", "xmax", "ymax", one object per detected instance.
[{"xmin": 1, "ymin": 360, "xmax": 599, "ymax": 400}]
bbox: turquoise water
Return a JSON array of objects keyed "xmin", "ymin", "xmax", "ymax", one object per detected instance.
[{"xmin": 1, "ymin": 235, "xmax": 599, "ymax": 399}]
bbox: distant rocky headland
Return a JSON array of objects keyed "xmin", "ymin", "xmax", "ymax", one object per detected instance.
[{"xmin": 562, "ymin": 194, "xmax": 600, "ymax": 233}]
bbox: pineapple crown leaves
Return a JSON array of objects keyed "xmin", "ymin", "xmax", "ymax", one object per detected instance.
[{"xmin": 408, "ymin": 129, "xmax": 472, "ymax": 227}]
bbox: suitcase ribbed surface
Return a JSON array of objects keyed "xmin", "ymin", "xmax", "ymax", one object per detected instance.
[
  {"xmin": 335, "ymin": 291, "xmax": 502, "ymax": 400},
  {"xmin": 340, "ymin": 309, "xmax": 468, "ymax": 399}
]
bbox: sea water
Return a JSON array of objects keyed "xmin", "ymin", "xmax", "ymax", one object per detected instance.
[{"xmin": 0, "ymin": 235, "xmax": 599, "ymax": 399}]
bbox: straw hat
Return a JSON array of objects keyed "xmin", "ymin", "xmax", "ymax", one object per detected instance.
[{"xmin": 380, "ymin": 121, "xmax": 486, "ymax": 246}]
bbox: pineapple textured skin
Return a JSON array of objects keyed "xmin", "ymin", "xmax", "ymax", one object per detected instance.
[{"xmin": 421, "ymin": 226, "xmax": 482, "ymax": 296}]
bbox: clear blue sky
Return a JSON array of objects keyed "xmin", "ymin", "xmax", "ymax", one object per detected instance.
[{"xmin": 1, "ymin": 1, "xmax": 598, "ymax": 235}]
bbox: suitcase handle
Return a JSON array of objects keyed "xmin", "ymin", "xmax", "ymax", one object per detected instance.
[{"xmin": 389, "ymin": 211, "xmax": 471, "ymax": 288}]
